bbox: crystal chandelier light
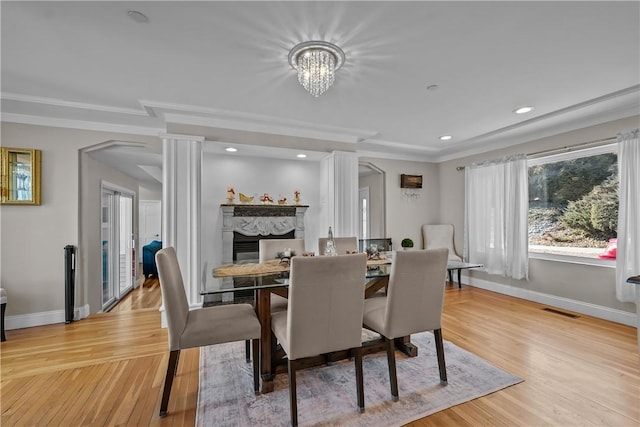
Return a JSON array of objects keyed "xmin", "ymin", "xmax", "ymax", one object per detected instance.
[{"xmin": 288, "ymin": 41, "xmax": 345, "ymax": 97}]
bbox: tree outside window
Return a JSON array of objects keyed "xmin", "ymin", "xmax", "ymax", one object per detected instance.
[{"xmin": 528, "ymin": 146, "xmax": 618, "ymax": 259}]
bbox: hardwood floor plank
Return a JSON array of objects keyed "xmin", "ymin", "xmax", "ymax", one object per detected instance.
[{"xmin": 1, "ymin": 283, "xmax": 638, "ymax": 426}]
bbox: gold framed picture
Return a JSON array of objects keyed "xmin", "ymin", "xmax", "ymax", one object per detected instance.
[{"xmin": 1, "ymin": 147, "xmax": 42, "ymax": 205}]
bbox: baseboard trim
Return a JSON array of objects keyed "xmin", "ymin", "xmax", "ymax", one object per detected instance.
[
  {"xmin": 5, "ymin": 304, "xmax": 91, "ymax": 330},
  {"xmin": 463, "ymin": 274, "xmax": 637, "ymax": 327}
]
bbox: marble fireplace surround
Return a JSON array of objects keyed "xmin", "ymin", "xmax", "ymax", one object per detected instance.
[{"xmin": 221, "ymin": 204, "xmax": 309, "ymax": 264}]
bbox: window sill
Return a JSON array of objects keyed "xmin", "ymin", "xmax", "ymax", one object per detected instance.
[{"xmin": 529, "ymin": 251, "xmax": 616, "ymax": 268}]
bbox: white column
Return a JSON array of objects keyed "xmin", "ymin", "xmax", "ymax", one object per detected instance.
[
  {"xmin": 161, "ymin": 133, "xmax": 204, "ymax": 310},
  {"xmin": 320, "ymin": 151, "xmax": 359, "ymax": 237}
]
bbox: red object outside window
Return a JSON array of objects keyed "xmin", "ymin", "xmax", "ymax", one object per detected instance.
[{"xmin": 597, "ymin": 238, "xmax": 617, "ymax": 259}]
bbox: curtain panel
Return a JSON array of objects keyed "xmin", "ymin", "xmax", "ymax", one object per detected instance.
[
  {"xmin": 616, "ymin": 129, "xmax": 640, "ymax": 303},
  {"xmin": 464, "ymin": 155, "xmax": 529, "ymax": 280}
]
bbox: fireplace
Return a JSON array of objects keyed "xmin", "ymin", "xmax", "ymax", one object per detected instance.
[
  {"xmin": 221, "ymin": 204, "xmax": 308, "ymax": 264},
  {"xmin": 212, "ymin": 204, "xmax": 308, "ymax": 304}
]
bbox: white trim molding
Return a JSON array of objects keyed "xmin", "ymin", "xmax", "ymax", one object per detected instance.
[
  {"xmin": 464, "ymin": 274, "xmax": 637, "ymax": 327},
  {"xmin": 4, "ymin": 304, "xmax": 90, "ymax": 330}
]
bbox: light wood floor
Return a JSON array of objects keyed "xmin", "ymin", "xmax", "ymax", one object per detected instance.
[{"xmin": 1, "ymin": 280, "xmax": 638, "ymax": 426}]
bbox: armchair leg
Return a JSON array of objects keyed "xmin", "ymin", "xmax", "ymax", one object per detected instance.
[
  {"xmin": 245, "ymin": 340, "xmax": 251, "ymax": 363},
  {"xmin": 434, "ymin": 328, "xmax": 448, "ymax": 385},
  {"xmin": 252, "ymin": 339, "xmax": 260, "ymax": 393},
  {"xmin": 385, "ymin": 337, "xmax": 399, "ymax": 401},
  {"xmin": 288, "ymin": 359, "xmax": 299, "ymax": 427},
  {"xmin": 159, "ymin": 349, "xmax": 180, "ymax": 417},
  {"xmin": 352, "ymin": 347, "xmax": 365, "ymax": 412}
]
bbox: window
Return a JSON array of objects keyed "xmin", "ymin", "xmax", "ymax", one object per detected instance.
[{"xmin": 528, "ymin": 144, "xmax": 618, "ymax": 259}]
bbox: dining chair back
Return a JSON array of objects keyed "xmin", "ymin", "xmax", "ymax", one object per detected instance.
[
  {"xmin": 362, "ymin": 248, "xmax": 449, "ymax": 401},
  {"xmin": 421, "ymin": 224, "xmax": 462, "ymax": 262},
  {"xmin": 271, "ymin": 254, "xmax": 367, "ymax": 426},
  {"xmin": 155, "ymin": 247, "xmax": 261, "ymax": 417},
  {"xmin": 259, "ymin": 238, "xmax": 306, "ymax": 262},
  {"xmin": 318, "ymin": 236, "xmax": 358, "ymax": 255},
  {"xmin": 258, "ymin": 238, "xmax": 305, "ymax": 313}
]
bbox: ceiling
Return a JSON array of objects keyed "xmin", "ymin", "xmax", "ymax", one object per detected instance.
[{"xmin": 1, "ymin": 1, "xmax": 639, "ymax": 187}]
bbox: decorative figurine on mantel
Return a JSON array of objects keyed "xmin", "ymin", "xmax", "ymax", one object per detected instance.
[
  {"xmin": 239, "ymin": 193, "xmax": 254, "ymax": 203},
  {"xmin": 260, "ymin": 193, "xmax": 273, "ymax": 204},
  {"xmin": 278, "ymin": 195, "xmax": 287, "ymax": 205},
  {"xmin": 226, "ymin": 186, "xmax": 235, "ymax": 204},
  {"xmin": 294, "ymin": 189, "xmax": 301, "ymax": 205}
]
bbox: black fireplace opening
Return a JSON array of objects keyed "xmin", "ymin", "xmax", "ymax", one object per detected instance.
[
  {"xmin": 232, "ymin": 230, "xmax": 295, "ymax": 263},
  {"xmin": 205, "ymin": 230, "xmax": 296, "ymax": 307}
]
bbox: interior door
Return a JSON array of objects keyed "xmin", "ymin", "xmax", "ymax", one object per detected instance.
[
  {"xmin": 138, "ymin": 200, "xmax": 161, "ymax": 261},
  {"xmin": 359, "ymin": 187, "xmax": 370, "ymax": 240}
]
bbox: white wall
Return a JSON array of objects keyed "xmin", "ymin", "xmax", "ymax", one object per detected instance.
[
  {"xmin": 201, "ymin": 153, "xmax": 322, "ymax": 293},
  {"xmin": 438, "ymin": 115, "xmax": 639, "ymax": 320},
  {"xmin": 0, "ymin": 122, "xmax": 155, "ymax": 327},
  {"xmin": 359, "ymin": 157, "xmax": 440, "ymax": 250},
  {"xmin": 80, "ymin": 154, "xmax": 139, "ymax": 314}
]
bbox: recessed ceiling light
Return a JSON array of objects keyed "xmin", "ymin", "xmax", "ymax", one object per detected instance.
[
  {"xmin": 296, "ymin": 154, "xmax": 307, "ymax": 158},
  {"xmin": 439, "ymin": 135, "xmax": 453, "ymax": 141},
  {"xmin": 127, "ymin": 10, "xmax": 149, "ymax": 23},
  {"xmin": 225, "ymin": 147, "xmax": 237, "ymax": 152},
  {"xmin": 514, "ymin": 106, "xmax": 534, "ymax": 114},
  {"xmin": 426, "ymin": 84, "xmax": 439, "ymax": 92}
]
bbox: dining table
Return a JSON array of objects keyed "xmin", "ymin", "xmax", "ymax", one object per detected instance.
[{"xmin": 206, "ymin": 255, "xmax": 418, "ymax": 393}]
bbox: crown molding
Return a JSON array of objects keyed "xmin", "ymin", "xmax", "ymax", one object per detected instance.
[
  {"xmin": 1, "ymin": 92, "xmax": 149, "ymax": 116},
  {"xmin": 142, "ymin": 99, "xmax": 379, "ymax": 143},
  {"xmin": 0, "ymin": 113, "xmax": 163, "ymax": 136}
]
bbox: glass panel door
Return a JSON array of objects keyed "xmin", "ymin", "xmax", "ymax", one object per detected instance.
[
  {"xmin": 101, "ymin": 189, "xmax": 117, "ymax": 309},
  {"xmin": 101, "ymin": 185, "xmax": 135, "ymax": 311}
]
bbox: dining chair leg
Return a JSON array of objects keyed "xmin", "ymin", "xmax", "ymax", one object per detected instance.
[
  {"xmin": 433, "ymin": 328, "xmax": 448, "ymax": 385},
  {"xmin": 288, "ymin": 359, "xmax": 299, "ymax": 427},
  {"xmin": 245, "ymin": 340, "xmax": 251, "ymax": 363},
  {"xmin": 160, "ymin": 349, "xmax": 180, "ymax": 417},
  {"xmin": 252, "ymin": 338, "xmax": 260, "ymax": 393},
  {"xmin": 385, "ymin": 337, "xmax": 399, "ymax": 401},
  {"xmin": 352, "ymin": 347, "xmax": 365, "ymax": 412}
]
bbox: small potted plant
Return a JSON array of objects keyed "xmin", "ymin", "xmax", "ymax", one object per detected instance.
[{"xmin": 401, "ymin": 238, "xmax": 414, "ymax": 250}]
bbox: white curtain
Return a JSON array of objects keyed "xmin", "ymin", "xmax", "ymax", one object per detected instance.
[
  {"xmin": 616, "ymin": 129, "xmax": 640, "ymax": 303},
  {"xmin": 464, "ymin": 154, "xmax": 529, "ymax": 279}
]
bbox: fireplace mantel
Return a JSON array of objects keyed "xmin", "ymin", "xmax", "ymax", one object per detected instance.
[{"xmin": 221, "ymin": 204, "xmax": 308, "ymax": 264}]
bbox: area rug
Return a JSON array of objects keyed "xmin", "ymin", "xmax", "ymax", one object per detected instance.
[{"xmin": 196, "ymin": 331, "xmax": 523, "ymax": 426}]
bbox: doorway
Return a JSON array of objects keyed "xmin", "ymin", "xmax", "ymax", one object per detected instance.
[{"xmin": 101, "ymin": 184, "xmax": 135, "ymax": 311}]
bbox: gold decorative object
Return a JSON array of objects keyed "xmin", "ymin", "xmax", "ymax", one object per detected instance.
[
  {"xmin": 294, "ymin": 189, "xmax": 301, "ymax": 205},
  {"xmin": 278, "ymin": 196, "xmax": 287, "ymax": 205},
  {"xmin": 239, "ymin": 193, "xmax": 254, "ymax": 203},
  {"xmin": 1, "ymin": 147, "xmax": 41, "ymax": 205}
]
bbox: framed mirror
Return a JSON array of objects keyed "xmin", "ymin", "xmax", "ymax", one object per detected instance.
[{"xmin": 1, "ymin": 147, "xmax": 41, "ymax": 205}]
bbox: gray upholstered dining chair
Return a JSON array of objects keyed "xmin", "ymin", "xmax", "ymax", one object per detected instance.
[
  {"xmin": 259, "ymin": 238, "xmax": 306, "ymax": 262},
  {"xmin": 258, "ymin": 238, "xmax": 306, "ymax": 312},
  {"xmin": 271, "ymin": 254, "xmax": 367, "ymax": 426},
  {"xmin": 362, "ymin": 248, "xmax": 449, "ymax": 401},
  {"xmin": 318, "ymin": 236, "xmax": 359, "ymax": 255},
  {"xmin": 155, "ymin": 247, "xmax": 261, "ymax": 417}
]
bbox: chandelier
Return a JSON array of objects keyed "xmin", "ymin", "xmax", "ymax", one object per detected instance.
[{"xmin": 288, "ymin": 41, "xmax": 345, "ymax": 97}]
